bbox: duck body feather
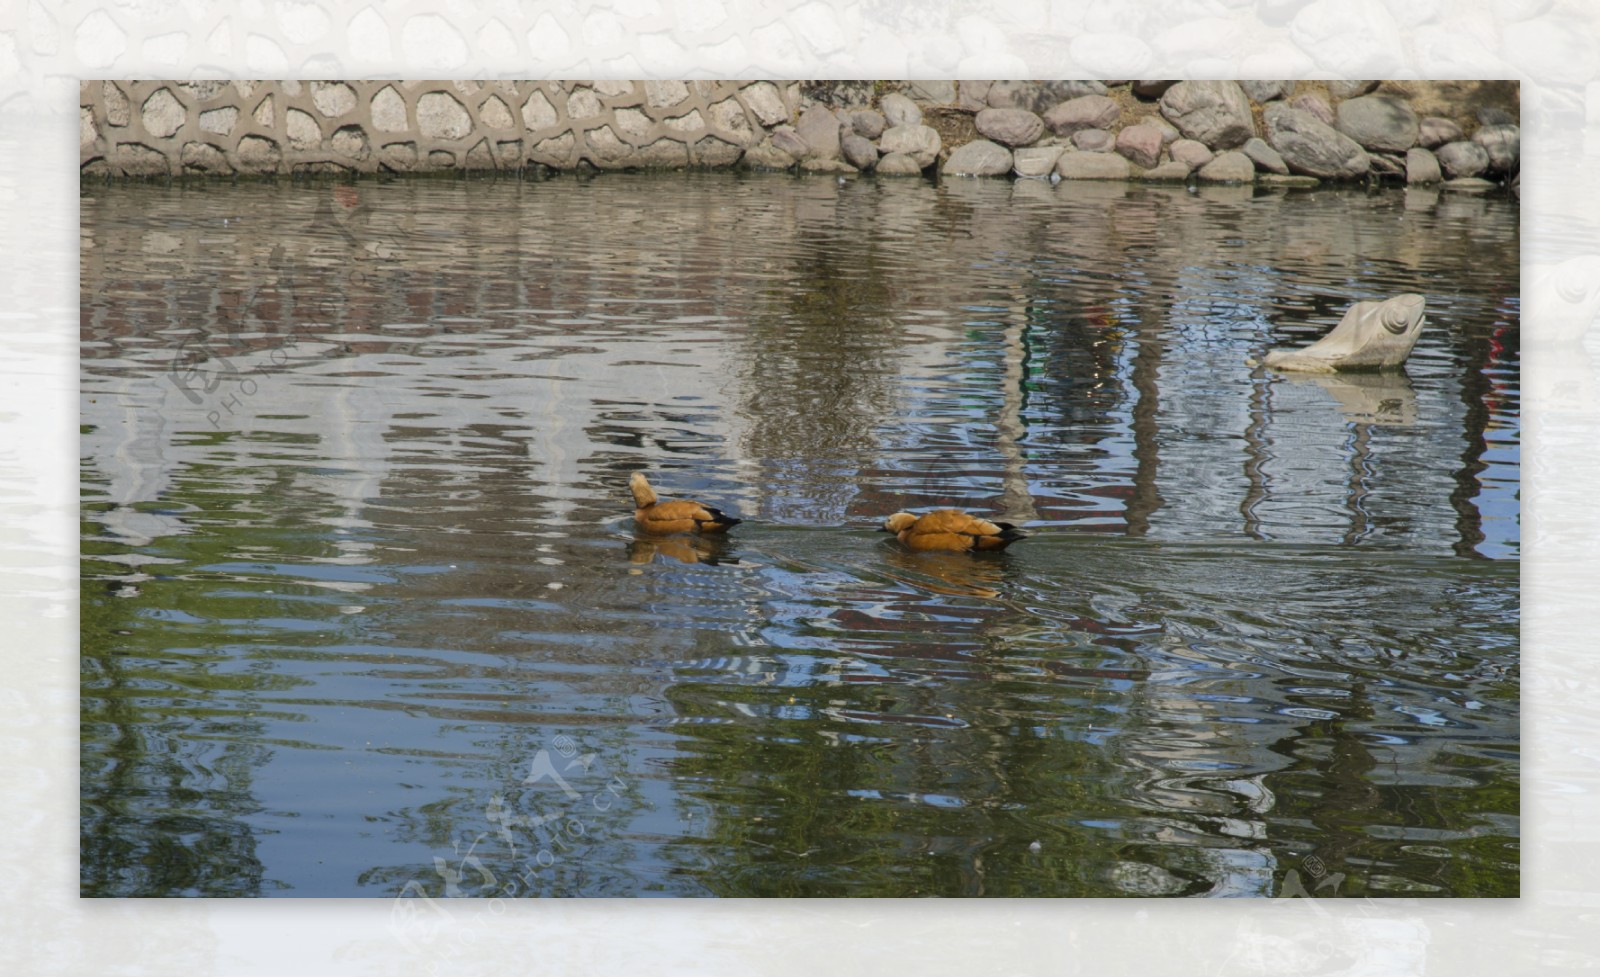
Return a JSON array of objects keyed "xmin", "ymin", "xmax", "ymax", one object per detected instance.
[
  {"xmin": 882, "ymin": 508, "xmax": 1027, "ymax": 552},
  {"xmin": 631, "ymin": 472, "xmax": 742, "ymax": 535}
]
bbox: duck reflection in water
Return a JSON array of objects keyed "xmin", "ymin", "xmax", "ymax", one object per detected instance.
[
  {"xmin": 879, "ymin": 545, "xmax": 1008, "ymax": 600},
  {"xmin": 626, "ymin": 533, "xmax": 738, "ymax": 566}
]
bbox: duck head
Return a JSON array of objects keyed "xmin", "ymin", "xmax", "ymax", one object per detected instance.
[{"xmin": 880, "ymin": 512, "xmax": 918, "ymax": 533}]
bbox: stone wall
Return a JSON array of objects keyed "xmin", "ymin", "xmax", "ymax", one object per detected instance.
[{"xmin": 79, "ymin": 79, "xmax": 1518, "ymax": 190}]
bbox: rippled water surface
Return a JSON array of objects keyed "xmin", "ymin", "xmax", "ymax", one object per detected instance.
[{"xmin": 82, "ymin": 174, "xmax": 1519, "ymax": 898}]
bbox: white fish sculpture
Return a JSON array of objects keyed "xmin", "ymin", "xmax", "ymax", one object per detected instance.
[{"xmin": 1263, "ymin": 294, "xmax": 1427, "ymax": 372}]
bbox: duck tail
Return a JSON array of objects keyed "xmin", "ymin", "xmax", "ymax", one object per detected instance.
[
  {"xmin": 995, "ymin": 522, "xmax": 1029, "ymax": 544},
  {"xmin": 629, "ymin": 472, "xmax": 658, "ymax": 508},
  {"xmin": 697, "ymin": 508, "xmax": 742, "ymax": 533}
]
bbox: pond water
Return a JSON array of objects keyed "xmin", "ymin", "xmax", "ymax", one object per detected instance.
[{"xmin": 81, "ymin": 173, "xmax": 1519, "ymax": 898}]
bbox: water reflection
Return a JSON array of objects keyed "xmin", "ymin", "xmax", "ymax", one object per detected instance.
[{"xmin": 81, "ymin": 174, "xmax": 1518, "ymax": 897}]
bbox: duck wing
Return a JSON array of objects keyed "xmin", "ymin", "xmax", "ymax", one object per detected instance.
[{"xmin": 637, "ymin": 499, "xmax": 742, "ymax": 534}]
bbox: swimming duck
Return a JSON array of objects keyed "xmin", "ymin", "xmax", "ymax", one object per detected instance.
[
  {"xmin": 880, "ymin": 509, "xmax": 1028, "ymax": 552},
  {"xmin": 630, "ymin": 472, "xmax": 742, "ymax": 535}
]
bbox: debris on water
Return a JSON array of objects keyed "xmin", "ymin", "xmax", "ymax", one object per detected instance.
[{"xmin": 1029, "ymin": 841, "xmax": 1042, "ymax": 853}]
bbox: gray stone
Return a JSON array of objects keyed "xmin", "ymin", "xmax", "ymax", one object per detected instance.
[
  {"xmin": 879, "ymin": 92, "xmax": 922, "ymax": 128},
  {"xmin": 879, "ymin": 124, "xmax": 940, "ymax": 168},
  {"xmin": 1073, "ymin": 129, "xmax": 1116, "ymax": 152},
  {"xmin": 1289, "ymin": 93, "xmax": 1335, "ymax": 126},
  {"xmin": 286, "ymin": 108, "xmax": 321, "ymax": 149},
  {"xmin": 1132, "ymin": 80, "xmax": 1177, "ymax": 98},
  {"xmin": 1477, "ymin": 106, "xmax": 1516, "ymax": 126},
  {"xmin": 1335, "ymin": 95, "xmax": 1419, "ymax": 151},
  {"xmin": 1139, "ymin": 161, "xmax": 1193, "ymax": 181},
  {"xmin": 691, "ymin": 137, "xmax": 743, "ymax": 167},
  {"xmin": 1327, "ymin": 80, "xmax": 1379, "ymax": 99},
  {"xmin": 1013, "ymin": 145, "xmax": 1065, "ymax": 178},
  {"xmin": 708, "ymin": 98, "xmax": 756, "ymax": 146},
  {"xmin": 1367, "ymin": 153, "xmax": 1405, "ymax": 177},
  {"xmin": 795, "ymin": 105, "xmax": 842, "ymax": 160},
  {"xmin": 958, "ymin": 81, "xmax": 992, "ymax": 111},
  {"xmin": 665, "ymin": 109, "xmax": 707, "ymax": 139},
  {"xmin": 428, "ymin": 150, "xmax": 456, "ymax": 168},
  {"xmin": 976, "ymin": 107, "xmax": 1044, "ymax": 147},
  {"xmin": 630, "ymin": 135, "xmax": 690, "ymax": 169},
  {"xmin": 1264, "ymin": 294, "xmax": 1427, "ymax": 372},
  {"xmin": 480, "ymin": 95, "xmax": 514, "ymax": 129},
  {"xmin": 1405, "ymin": 147, "xmax": 1441, "ymax": 184},
  {"xmin": 1435, "ymin": 140, "xmax": 1490, "ymax": 178},
  {"xmin": 1043, "ymin": 95, "xmax": 1120, "ymax": 135},
  {"xmin": 180, "ymin": 141, "xmax": 230, "ymax": 174},
  {"xmin": 381, "ymin": 142, "xmax": 417, "ymax": 170},
  {"xmin": 769, "ymin": 126, "xmax": 810, "ymax": 159},
  {"xmin": 530, "ymin": 132, "xmax": 576, "ymax": 167},
  {"xmin": 1472, "ymin": 124, "xmax": 1519, "ymax": 174},
  {"xmin": 742, "ymin": 140, "xmax": 796, "ymax": 171},
  {"xmin": 368, "ymin": 88, "xmax": 407, "ymax": 134},
  {"xmin": 1159, "ymin": 80, "xmax": 1255, "ymax": 148},
  {"xmin": 417, "ymin": 92, "xmax": 472, "ymax": 139},
  {"xmin": 841, "ymin": 132, "xmax": 879, "ymax": 170},
  {"xmin": 1418, "ymin": 116, "xmax": 1463, "ymax": 149},
  {"xmin": 851, "ymin": 109, "xmax": 886, "ymax": 139},
  {"xmin": 1240, "ymin": 80, "xmax": 1294, "ymax": 102},
  {"xmin": 495, "ymin": 139, "xmax": 523, "ymax": 165},
  {"xmin": 1198, "ymin": 150, "xmax": 1256, "ymax": 183},
  {"xmin": 141, "ymin": 87, "xmax": 186, "ymax": 138},
  {"xmin": 644, "ymin": 80, "xmax": 690, "ymax": 109},
  {"xmin": 741, "ymin": 82, "xmax": 789, "ymax": 127},
  {"xmin": 311, "ymin": 81, "xmax": 356, "ymax": 118},
  {"xmin": 237, "ymin": 135, "xmax": 281, "ymax": 171},
  {"xmin": 988, "ymin": 80, "xmax": 1107, "ymax": 112},
  {"xmin": 943, "ymin": 139, "xmax": 1013, "ymax": 176},
  {"xmin": 1148, "ymin": 116, "xmax": 1181, "ymax": 145},
  {"xmin": 521, "ymin": 90, "xmax": 557, "ymax": 131},
  {"xmin": 1115, "ymin": 124, "xmax": 1165, "ymax": 168},
  {"xmin": 198, "ymin": 106, "xmax": 237, "ymax": 136},
  {"xmin": 104, "ymin": 81, "xmax": 129, "ymax": 126},
  {"xmin": 584, "ymin": 126, "xmax": 633, "ymax": 168},
  {"xmin": 115, "ymin": 142, "xmax": 170, "ymax": 176},
  {"xmin": 659, "ymin": 108, "xmax": 704, "ymax": 140},
  {"xmin": 1242, "ymin": 137, "xmax": 1289, "ymax": 174},
  {"xmin": 253, "ymin": 95, "xmax": 274, "ymax": 129},
  {"xmin": 80, "ymin": 107, "xmax": 97, "ymax": 149},
  {"xmin": 903, "ymin": 80, "xmax": 956, "ymax": 103},
  {"xmin": 614, "ymin": 107, "xmax": 652, "ymax": 140},
  {"xmin": 1264, "ymin": 102, "xmax": 1371, "ymax": 179},
  {"xmin": 1055, "ymin": 151, "xmax": 1132, "ymax": 180},
  {"xmin": 875, "ymin": 152, "xmax": 924, "ymax": 176},
  {"xmin": 331, "ymin": 125, "xmax": 369, "ymax": 160},
  {"xmin": 1170, "ymin": 139, "xmax": 1214, "ymax": 169},
  {"xmin": 566, "ymin": 87, "xmax": 603, "ymax": 121}
]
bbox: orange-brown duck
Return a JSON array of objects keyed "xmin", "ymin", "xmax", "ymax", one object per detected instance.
[
  {"xmin": 881, "ymin": 509, "xmax": 1028, "ymax": 552},
  {"xmin": 630, "ymin": 472, "xmax": 742, "ymax": 535}
]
